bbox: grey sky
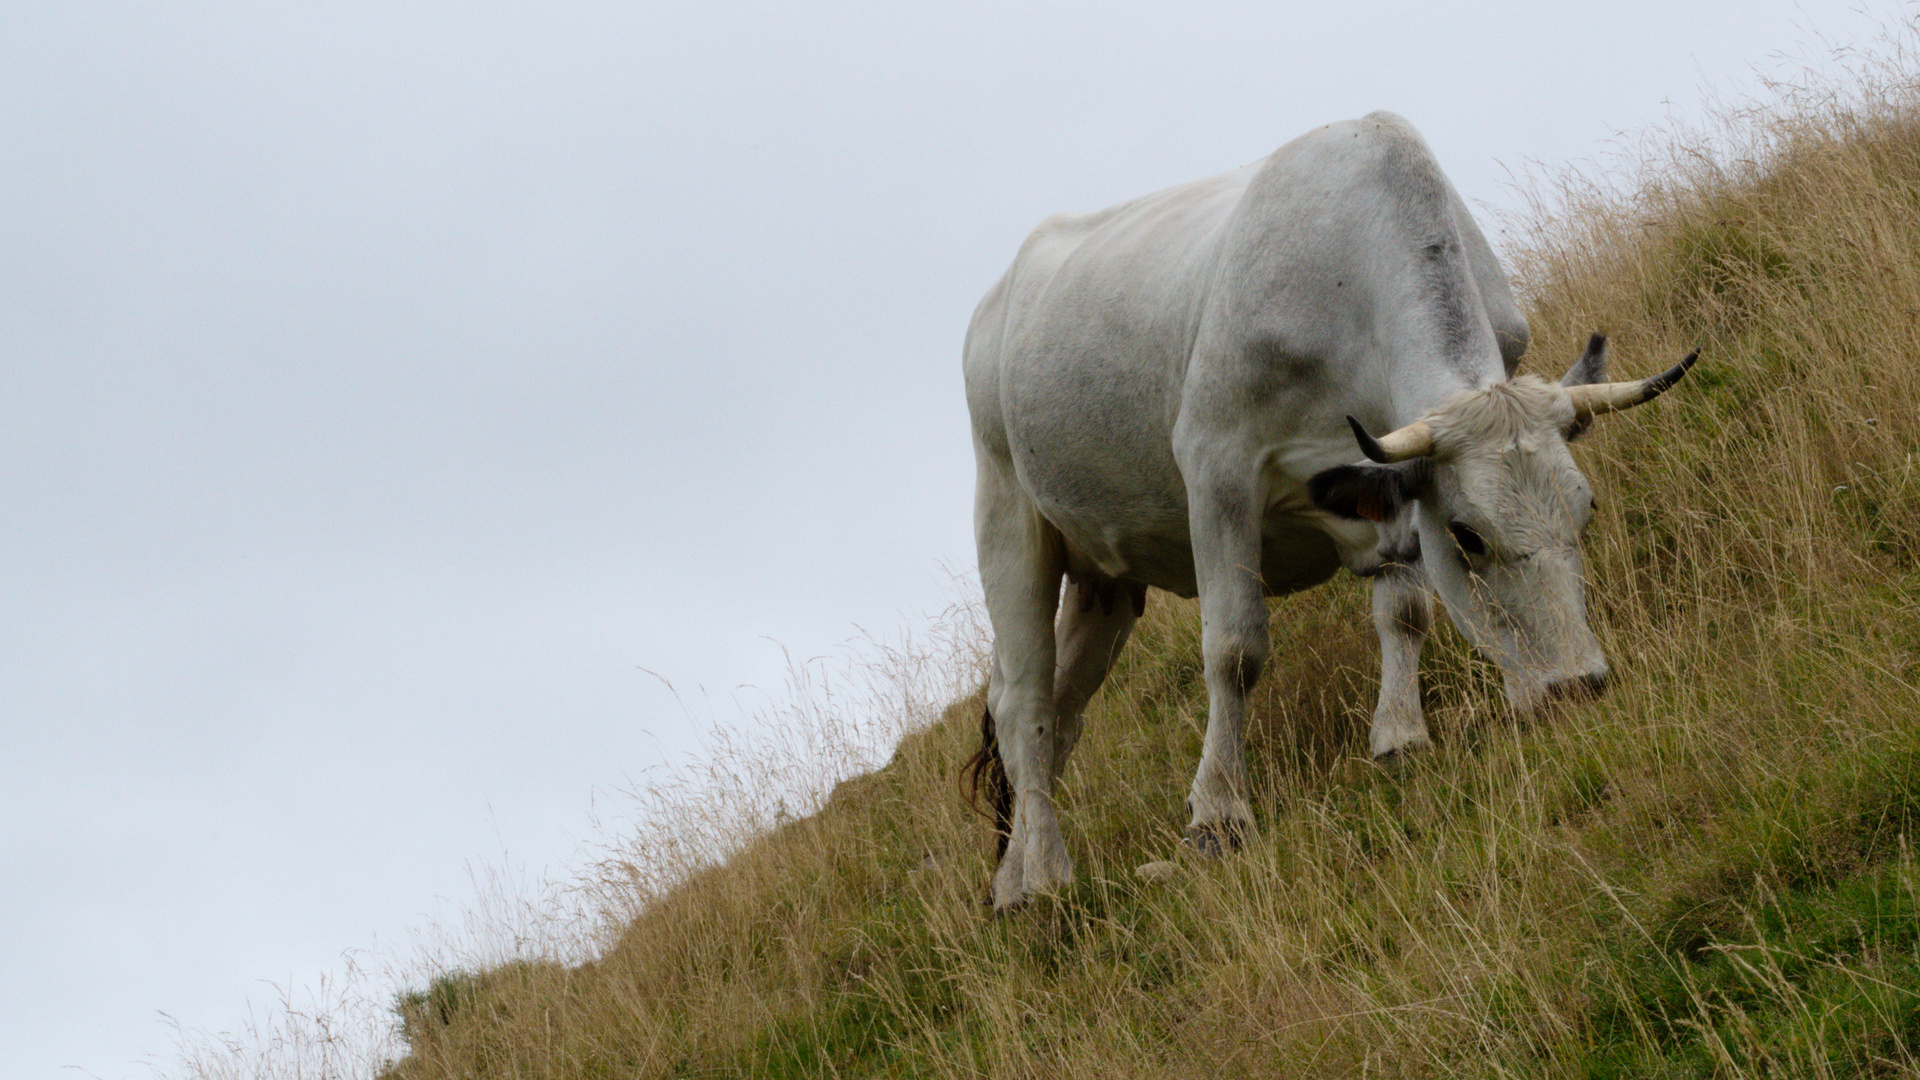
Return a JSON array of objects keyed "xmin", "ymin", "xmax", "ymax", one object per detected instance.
[{"xmin": 1, "ymin": 1, "xmax": 1902, "ymax": 1075}]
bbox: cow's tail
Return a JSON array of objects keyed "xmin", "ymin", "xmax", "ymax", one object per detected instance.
[{"xmin": 960, "ymin": 702, "xmax": 1012, "ymax": 861}]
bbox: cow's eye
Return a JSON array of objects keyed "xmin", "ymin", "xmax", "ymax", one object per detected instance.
[{"xmin": 1448, "ymin": 521, "xmax": 1486, "ymax": 557}]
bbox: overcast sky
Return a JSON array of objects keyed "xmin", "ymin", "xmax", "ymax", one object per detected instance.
[{"xmin": 2, "ymin": 1, "xmax": 1907, "ymax": 1076}]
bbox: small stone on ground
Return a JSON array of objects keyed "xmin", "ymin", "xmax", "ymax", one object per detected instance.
[{"xmin": 1134, "ymin": 860, "xmax": 1179, "ymax": 882}]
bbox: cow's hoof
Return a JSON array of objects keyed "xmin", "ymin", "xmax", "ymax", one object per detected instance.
[
  {"xmin": 1184, "ymin": 819, "xmax": 1248, "ymax": 857},
  {"xmin": 989, "ymin": 868, "xmax": 1031, "ymax": 912},
  {"xmin": 990, "ymin": 863, "xmax": 1071, "ymax": 913},
  {"xmin": 1370, "ymin": 729, "xmax": 1432, "ymax": 760},
  {"xmin": 989, "ymin": 892, "xmax": 1028, "ymax": 914}
]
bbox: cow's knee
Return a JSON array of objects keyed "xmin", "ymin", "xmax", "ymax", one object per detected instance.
[
  {"xmin": 1208, "ymin": 640, "xmax": 1265, "ymax": 695},
  {"xmin": 1370, "ymin": 571, "xmax": 1433, "ymax": 759},
  {"xmin": 1389, "ymin": 595, "xmax": 1430, "ymax": 637}
]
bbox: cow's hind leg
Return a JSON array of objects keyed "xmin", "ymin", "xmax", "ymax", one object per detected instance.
[
  {"xmin": 1370, "ymin": 563, "xmax": 1433, "ymax": 758},
  {"xmin": 1049, "ymin": 575, "xmax": 1146, "ymax": 785},
  {"xmin": 975, "ymin": 462, "xmax": 1069, "ymax": 910}
]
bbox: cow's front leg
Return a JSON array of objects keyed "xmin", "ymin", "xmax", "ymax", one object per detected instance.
[
  {"xmin": 1369, "ymin": 563, "xmax": 1433, "ymax": 758},
  {"xmin": 1186, "ymin": 487, "xmax": 1268, "ymax": 854}
]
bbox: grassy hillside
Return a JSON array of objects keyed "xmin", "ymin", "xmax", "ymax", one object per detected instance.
[{"xmin": 380, "ymin": 50, "xmax": 1920, "ymax": 1080}]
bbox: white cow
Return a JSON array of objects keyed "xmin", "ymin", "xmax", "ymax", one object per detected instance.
[{"xmin": 963, "ymin": 112, "xmax": 1693, "ymax": 910}]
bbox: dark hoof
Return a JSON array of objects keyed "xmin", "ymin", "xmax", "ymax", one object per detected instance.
[
  {"xmin": 1183, "ymin": 821, "xmax": 1247, "ymax": 857},
  {"xmin": 1370, "ymin": 739, "xmax": 1432, "ymax": 766}
]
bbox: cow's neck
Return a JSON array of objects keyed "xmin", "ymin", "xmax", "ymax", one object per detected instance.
[{"xmin": 1381, "ymin": 351, "xmax": 1504, "ymax": 430}]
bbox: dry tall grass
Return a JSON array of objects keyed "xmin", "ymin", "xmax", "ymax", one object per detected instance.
[{"xmin": 293, "ymin": 30, "xmax": 1920, "ymax": 1080}]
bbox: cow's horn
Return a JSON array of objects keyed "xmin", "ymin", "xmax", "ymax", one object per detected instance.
[
  {"xmin": 1565, "ymin": 350, "xmax": 1699, "ymax": 418},
  {"xmin": 1347, "ymin": 415, "xmax": 1434, "ymax": 463}
]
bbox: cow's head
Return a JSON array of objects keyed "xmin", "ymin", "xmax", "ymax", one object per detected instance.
[{"xmin": 1309, "ymin": 335, "xmax": 1694, "ymax": 714}]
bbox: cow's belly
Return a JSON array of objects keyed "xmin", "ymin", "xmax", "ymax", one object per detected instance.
[
  {"xmin": 1042, "ymin": 496, "xmax": 1341, "ymax": 601},
  {"xmin": 1257, "ymin": 514, "xmax": 1344, "ymax": 596},
  {"xmin": 1039, "ymin": 485, "xmax": 1198, "ymax": 595}
]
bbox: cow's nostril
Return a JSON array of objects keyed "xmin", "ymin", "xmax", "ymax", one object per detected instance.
[{"xmin": 1546, "ymin": 671, "xmax": 1608, "ymax": 703}]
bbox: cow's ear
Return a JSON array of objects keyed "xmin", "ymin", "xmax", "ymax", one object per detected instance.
[
  {"xmin": 1307, "ymin": 462, "xmax": 1426, "ymax": 521},
  {"xmin": 1557, "ymin": 333, "xmax": 1608, "ymax": 442},
  {"xmin": 1559, "ymin": 332, "xmax": 1610, "ymax": 387}
]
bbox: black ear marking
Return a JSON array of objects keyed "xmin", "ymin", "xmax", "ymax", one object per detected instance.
[
  {"xmin": 1560, "ymin": 332, "xmax": 1610, "ymax": 387},
  {"xmin": 1558, "ymin": 333, "xmax": 1610, "ymax": 441},
  {"xmin": 1308, "ymin": 461, "xmax": 1428, "ymax": 521}
]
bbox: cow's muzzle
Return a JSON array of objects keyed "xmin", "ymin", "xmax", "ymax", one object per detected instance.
[{"xmin": 1544, "ymin": 670, "xmax": 1609, "ymax": 704}]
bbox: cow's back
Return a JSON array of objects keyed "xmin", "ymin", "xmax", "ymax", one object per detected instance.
[{"xmin": 1183, "ymin": 113, "xmax": 1527, "ymax": 430}]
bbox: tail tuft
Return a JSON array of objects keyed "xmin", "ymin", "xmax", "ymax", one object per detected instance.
[{"xmin": 959, "ymin": 703, "xmax": 1012, "ymax": 861}]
